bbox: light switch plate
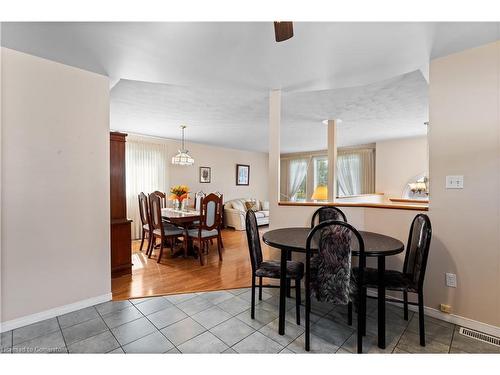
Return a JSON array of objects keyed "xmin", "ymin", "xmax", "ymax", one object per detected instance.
[
  {"xmin": 446, "ymin": 175, "xmax": 464, "ymax": 189},
  {"xmin": 446, "ymin": 273, "xmax": 457, "ymax": 288}
]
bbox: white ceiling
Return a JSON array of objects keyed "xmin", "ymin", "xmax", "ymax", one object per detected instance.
[
  {"xmin": 2, "ymin": 22, "xmax": 497, "ymax": 152},
  {"xmin": 111, "ymin": 70, "xmax": 427, "ymax": 153}
]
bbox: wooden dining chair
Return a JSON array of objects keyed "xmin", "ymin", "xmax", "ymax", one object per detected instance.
[
  {"xmin": 138, "ymin": 192, "xmax": 153, "ymax": 255},
  {"xmin": 148, "ymin": 193, "xmax": 185, "ymax": 263},
  {"xmin": 245, "ymin": 210, "xmax": 304, "ymax": 324},
  {"xmin": 349, "ymin": 214, "xmax": 432, "ymax": 346},
  {"xmin": 152, "ymin": 190, "xmax": 167, "ymax": 208},
  {"xmin": 310, "ymin": 206, "xmax": 347, "ymax": 227},
  {"xmin": 305, "ymin": 220, "xmax": 366, "ymax": 353},
  {"xmin": 186, "ymin": 193, "xmax": 223, "ymax": 265}
]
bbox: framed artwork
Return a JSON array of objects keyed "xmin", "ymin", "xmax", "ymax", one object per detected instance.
[
  {"xmin": 199, "ymin": 167, "xmax": 211, "ymax": 183},
  {"xmin": 236, "ymin": 164, "xmax": 250, "ymax": 186}
]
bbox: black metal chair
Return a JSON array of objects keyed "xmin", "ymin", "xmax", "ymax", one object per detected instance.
[
  {"xmin": 245, "ymin": 210, "xmax": 304, "ymax": 325},
  {"xmin": 350, "ymin": 214, "xmax": 432, "ymax": 346},
  {"xmin": 310, "ymin": 206, "xmax": 347, "ymax": 227},
  {"xmin": 305, "ymin": 220, "xmax": 366, "ymax": 353}
]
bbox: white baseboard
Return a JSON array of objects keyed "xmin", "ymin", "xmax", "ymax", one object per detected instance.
[
  {"xmin": 0, "ymin": 293, "xmax": 112, "ymax": 333},
  {"xmin": 365, "ymin": 290, "xmax": 500, "ymax": 338}
]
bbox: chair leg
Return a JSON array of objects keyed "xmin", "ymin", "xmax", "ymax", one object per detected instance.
[
  {"xmin": 305, "ymin": 277, "xmax": 311, "ymax": 351},
  {"xmin": 145, "ymin": 231, "xmax": 153, "ymax": 256},
  {"xmin": 418, "ymin": 291, "xmax": 425, "ymax": 346},
  {"xmin": 148, "ymin": 237, "xmax": 155, "ymax": 258},
  {"xmin": 362, "ymin": 287, "xmax": 367, "ymax": 336},
  {"xmin": 295, "ymin": 278, "xmax": 301, "ymax": 325},
  {"xmin": 403, "ymin": 291, "xmax": 409, "ymax": 321},
  {"xmin": 198, "ymin": 238, "xmax": 204, "ymax": 266},
  {"xmin": 217, "ymin": 234, "xmax": 223, "ymax": 261},
  {"xmin": 170, "ymin": 236, "xmax": 175, "ymax": 254},
  {"xmin": 139, "ymin": 229, "xmax": 145, "ymax": 252},
  {"xmin": 357, "ymin": 287, "xmax": 364, "ymax": 353},
  {"xmin": 157, "ymin": 237, "xmax": 164, "ymax": 263},
  {"xmin": 251, "ymin": 276, "xmax": 256, "ymax": 319},
  {"xmin": 347, "ymin": 302, "xmax": 353, "ymax": 326},
  {"xmin": 219, "ymin": 228, "xmax": 224, "ymax": 248},
  {"xmin": 258, "ymin": 277, "xmax": 263, "ymax": 300}
]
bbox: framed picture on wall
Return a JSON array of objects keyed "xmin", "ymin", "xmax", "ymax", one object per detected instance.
[
  {"xmin": 236, "ymin": 164, "xmax": 250, "ymax": 186},
  {"xmin": 199, "ymin": 167, "xmax": 211, "ymax": 183}
]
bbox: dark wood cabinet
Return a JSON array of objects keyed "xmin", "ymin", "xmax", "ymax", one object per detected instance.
[{"xmin": 110, "ymin": 132, "xmax": 132, "ymax": 277}]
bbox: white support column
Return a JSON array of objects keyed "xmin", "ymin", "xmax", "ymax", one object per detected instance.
[
  {"xmin": 268, "ymin": 90, "xmax": 281, "ymax": 229},
  {"xmin": 327, "ymin": 119, "xmax": 338, "ymax": 201}
]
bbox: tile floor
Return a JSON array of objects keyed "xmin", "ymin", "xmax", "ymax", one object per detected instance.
[{"xmin": 1, "ymin": 287, "xmax": 498, "ymax": 354}]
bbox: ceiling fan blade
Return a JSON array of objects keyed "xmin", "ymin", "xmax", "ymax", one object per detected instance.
[{"xmin": 274, "ymin": 22, "xmax": 294, "ymax": 42}]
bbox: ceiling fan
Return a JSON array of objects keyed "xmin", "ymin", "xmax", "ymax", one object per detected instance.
[{"xmin": 274, "ymin": 22, "xmax": 294, "ymax": 42}]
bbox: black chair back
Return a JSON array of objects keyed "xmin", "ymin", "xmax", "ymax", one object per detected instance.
[
  {"xmin": 306, "ymin": 220, "xmax": 365, "ymax": 304},
  {"xmin": 310, "ymin": 206, "xmax": 347, "ymax": 228},
  {"xmin": 403, "ymin": 214, "xmax": 432, "ymax": 289},
  {"xmin": 245, "ymin": 210, "xmax": 263, "ymax": 273},
  {"xmin": 138, "ymin": 192, "xmax": 150, "ymax": 227}
]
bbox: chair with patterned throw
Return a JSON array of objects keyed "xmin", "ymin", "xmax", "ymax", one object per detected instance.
[
  {"xmin": 310, "ymin": 206, "xmax": 347, "ymax": 227},
  {"xmin": 305, "ymin": 220, "xmax": 366, "ymax": 353}
]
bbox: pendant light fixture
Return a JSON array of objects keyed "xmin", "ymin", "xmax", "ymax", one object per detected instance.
[{"xmin": 171, "ymin": 125, "xmax": 194, "ymax": 166}]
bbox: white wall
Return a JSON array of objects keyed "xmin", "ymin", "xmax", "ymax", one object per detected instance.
[
  {"xmin": 375, "ymin": 136, "xmax": 428, "ymax": 199},
  {"xmin": 127, "ymin": 134, "xmax": 269, "ymax": 204},
  {"xmin": 1, "ymin": 48, "xmax": 111, "ymax": 326},
  {"xmin": 428, "ymin": 41, "xmax": 500, "ymax": 327}
]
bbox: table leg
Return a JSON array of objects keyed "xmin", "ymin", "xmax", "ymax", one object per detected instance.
[
  {"xmin": 286, "ymin": 250, "xmax": 292, "ymax": 298},
  {"xmin": 278, "ymin": 249, "xmax": 288, "ymax": 335},
  {"xmin": 377, "ymin": 256, "xmax": 386, "ymax": 349}
]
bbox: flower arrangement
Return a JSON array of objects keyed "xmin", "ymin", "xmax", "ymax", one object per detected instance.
[{"xmin": 169, "ymin": 185, "xmax": 190, "ymax": 202}]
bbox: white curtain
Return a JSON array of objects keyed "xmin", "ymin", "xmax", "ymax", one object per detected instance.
[
  {"xmin": 288, "ymin": 158, "xmax": 308, "ymax": 201},
  {"xmin": 126, "ymin": 138, "xmax": 169, "ymax": 239},
  {"xmin": 337, "ymin": 149, "xmax": 375, "ymax": 196}
]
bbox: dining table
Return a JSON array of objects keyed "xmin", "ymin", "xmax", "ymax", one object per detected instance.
[
  {"xmin": 262, "ymin": 226, "xmax": 404, "ymax": 349},
  {"xmin": 161, "ymin": 208, "xmax": 200, "ymax": 258}
]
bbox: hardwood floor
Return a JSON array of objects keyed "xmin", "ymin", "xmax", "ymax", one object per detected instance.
[{"xmin": 111, "ymin": 227, "xmax": 275, "ymax": 300}]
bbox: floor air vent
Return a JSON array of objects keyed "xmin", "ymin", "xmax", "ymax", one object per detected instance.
[{"xmin": 458, "ymin": 327, "xmax": 500, "ymax": 347}]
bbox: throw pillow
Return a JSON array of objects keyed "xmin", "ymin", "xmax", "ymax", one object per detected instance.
[
  {"xmin": 232, "ymin": 200, "xmax": 246, "ymax": 212},
  {"xmin": 245, "ymin": 200, "xmax": 259, "ymax": 212}
]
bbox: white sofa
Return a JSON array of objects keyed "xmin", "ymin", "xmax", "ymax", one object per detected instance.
[{"xmin": 224, "ymin": 198, "xmax": 270, "ymax": 231}]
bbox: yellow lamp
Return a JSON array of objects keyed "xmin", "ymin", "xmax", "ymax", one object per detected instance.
[{"xmin": 311, "ymin": 185, "xmax": 328, "ymax": 201}]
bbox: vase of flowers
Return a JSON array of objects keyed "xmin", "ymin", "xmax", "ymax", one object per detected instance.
[{"xmin": 169, "ymin": 185, "xmax": 190, "ymax": 211}]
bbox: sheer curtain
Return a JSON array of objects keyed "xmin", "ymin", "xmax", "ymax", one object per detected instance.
[
  {"xmin": 126, "ymin": 137, "xmax": 169, "ymax": 239},
  {"xmin": 337, "ymin": 149, "xmax": 375, "ymax": 196},
  {"xmin": 288, "ymin": 158, "xmax": 309, "ymax": 201}
]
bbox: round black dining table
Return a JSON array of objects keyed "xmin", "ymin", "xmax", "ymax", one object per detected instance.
[{"xmin": 262, "ymin": 227, "xmax": 404, "ymax": 349}]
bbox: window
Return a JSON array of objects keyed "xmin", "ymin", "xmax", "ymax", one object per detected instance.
[
  {"xmin": 288, "ymin": 158, "xmax": 308, "ymax": 201},
  {"xmin": 313, "ymin": 156, "xmax": 328, "ymax": 191}
]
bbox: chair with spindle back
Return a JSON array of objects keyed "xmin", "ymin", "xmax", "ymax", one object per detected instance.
[
  {"xmin": 148, "ymin": 193, "xmax": 184, "ymax": 263},
  {"xmin": 186, "ymin": 193, "xmax": 223, "ymax": 265},
  {"xmin": 138, "ymin": 192, "xmax": 153, "ymax": 255}
]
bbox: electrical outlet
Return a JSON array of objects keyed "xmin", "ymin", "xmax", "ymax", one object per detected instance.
[
  {"xmin": 446, "ymin": 175, "xmax": 464, "ymax": 189},
  {"xmin": 440, "ymin": 304, "xmax": 452, "ymax": 313},
  {"xmin": 446, "ymin": 273, "xmax": 457, "ymax": 288}
]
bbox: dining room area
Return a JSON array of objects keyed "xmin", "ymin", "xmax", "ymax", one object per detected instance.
[{"xmin": 2, "ymin": 18, "xmax": 500, "ymax": 363}]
